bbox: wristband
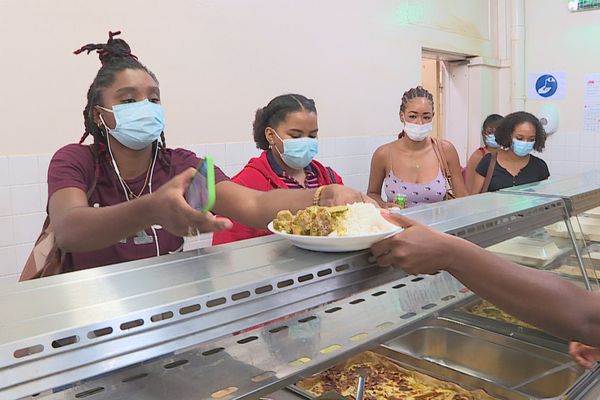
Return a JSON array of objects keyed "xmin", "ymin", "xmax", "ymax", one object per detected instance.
[{"xmin": 313, "ymin": 186, "xmax": 326, "ymax": 206}]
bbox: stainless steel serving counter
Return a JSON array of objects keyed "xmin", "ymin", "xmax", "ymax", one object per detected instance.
[
  {"xmin": 501, "ymin": 169, "xmax": 600, "ymax": 215},
  {"xmin": 501, "ymin": 170, "xmax": 600, "ymax": 290},
  {"xmin": 1, "ymin": 236, "xmax": 412, "ymax": 399},
  {"xmin": 2, "ymin": 190, "xmax": 600, "ymax": 399},
  {"xmin": 395, "ymin": 192, "xmax": 566, "ymax": 247}
]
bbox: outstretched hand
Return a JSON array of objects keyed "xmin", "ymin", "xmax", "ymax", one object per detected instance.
[
  {"xmin": 318, "ymin": 185, "xmax": 378, "ymax": 207},
  {"xmin": 370, "ymin": 210, "xmax": 457, "ymax": 275},
  {"xmin": 151, "ymin": 168, "xmax": 232, "ymax": 236},
  {"xmin": 569, "ymin": 341, "xmax": 600, "ymax": 369}
]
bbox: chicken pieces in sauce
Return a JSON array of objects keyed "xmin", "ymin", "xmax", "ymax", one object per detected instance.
[{"xmin": 273, "ymin": 206, "xmax": 349, "ymax": 236}]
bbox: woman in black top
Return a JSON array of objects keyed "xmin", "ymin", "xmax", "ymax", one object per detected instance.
[{"xmin": 472, "ymin": 111, "xmax": 549, "ymax": 193}]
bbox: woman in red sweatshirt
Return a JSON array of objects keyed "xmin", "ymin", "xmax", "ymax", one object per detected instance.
[{"xmin": 213, "ymin": 94, "xmax": 343, "ymax": 245}]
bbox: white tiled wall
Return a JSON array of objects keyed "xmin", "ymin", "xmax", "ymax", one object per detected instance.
[
  {"xmin": 0, "ymin": 154, "xmax": 49, "ymax": 285},
  {"xmin": 0, "ymin": 135, "xmax": 395, "ymax": 286},
  {"xmin": 541, "ymin": 131, "xmax": 600, "ymax": 178}
]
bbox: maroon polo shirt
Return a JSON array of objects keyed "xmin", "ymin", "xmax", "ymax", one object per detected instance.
[{"xmin": 47, "ymin": 143, "xmax": 229, "ymax": 272}]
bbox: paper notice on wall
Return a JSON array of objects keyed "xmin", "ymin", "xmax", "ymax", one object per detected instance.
[
  {"xmin": 584, "ymin": 74, "xmax": 600, "ymax": 132},
  {"xmin": 584, "ymin": 106, "xmax": 600, "ymax": 132}
]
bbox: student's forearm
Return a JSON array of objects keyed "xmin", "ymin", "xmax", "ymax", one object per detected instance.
[
  {"xmin": 446, "ymin": 237, "xmax": 600, "ymax": 346},
  {"xmin": 244, "ymin": 188, "xmax": 315, "ymax": 228},
  {"xmin": 214, "ymin": 181, "xmax": 317, "ymax": 229},
  {"xmin": 54, "ymin": 195, "xmax": 156, "ymax": 252}
]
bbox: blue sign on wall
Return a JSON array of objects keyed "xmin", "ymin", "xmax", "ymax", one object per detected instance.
[
  {"xmin": 535, "ymin": 74, "xmax": 558, "ymax": 98},
  {"xmin": 529, "ymin": 72, "xmax": 566, "ymax": 100}
]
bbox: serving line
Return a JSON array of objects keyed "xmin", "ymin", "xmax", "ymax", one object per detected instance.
[{"xmin": 0, "ymin": 192, "xmax": 578, "ymax": 399}]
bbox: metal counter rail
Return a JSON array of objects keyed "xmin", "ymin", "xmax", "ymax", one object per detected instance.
[
  {"xmin": 32, "ymin": 272, "xmax": 472, "ymax": 400},
  {"xmin": 500, "ymin": 170, "xmax": 600, "ymax": 215},
  {"xmin": 1, "ymin": 236, "xmax": 408, "ymax": 399},
  {"xmin": 0, "ymin": 193, "xmax": 570, "ymax": 399}
]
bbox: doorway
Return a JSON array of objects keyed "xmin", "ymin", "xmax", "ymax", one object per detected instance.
[
  {"xmin": 421, "ymin": 49, "xmax": 473, "ymax": 165},
  {"xmin": 421, "ymin": 58, "xmax": 442, "ymax": 139}
]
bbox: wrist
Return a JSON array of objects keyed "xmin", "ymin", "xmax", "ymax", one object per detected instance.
[
  {"xmin": 441, "ymin": 234, "xmax": 477, "ymax": 275},
  {"xmin": 440, "ymin": 234, "xmax": 463, "ymax": 272},
  {"xmin": 138, "ymin": 193, "xmax": 159, "ymax": 225}
]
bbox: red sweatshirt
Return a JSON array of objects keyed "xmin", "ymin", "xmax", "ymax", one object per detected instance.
[{"xmin": 213, "ymin": 150, "xmax": 343, "ymax": 245}]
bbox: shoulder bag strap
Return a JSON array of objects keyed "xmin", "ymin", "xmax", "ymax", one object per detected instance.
[
  {"xmin": 431, "ymin": 138, "xmax": 450, "ymax": 179},
  {"xmin": 431, "ymin": 138, "xmax": 454, "ymax": 194},
  {"xmin": 481, "ymin": 153, "xmax": 497, "ymax": 193}
]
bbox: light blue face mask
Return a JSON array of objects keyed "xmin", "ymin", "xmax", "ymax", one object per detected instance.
[
  {"xmin": 485, "ymin": 134, "xmax": 499, "ymax": 148},
  {"xmin": 272, "ymin": 130, "xmax": 319, "ymax": 169},
  {"xmin": 99, "ymin": 99, "xmax": 165, "ymax": 150},
  {"xmin": 512, "ymin": 139, "xmax": 535, "ymax": 157}
]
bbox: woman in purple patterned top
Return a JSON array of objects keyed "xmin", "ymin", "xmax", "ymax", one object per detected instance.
[{"xmin": 367, "ymin": 86, "xmax": 468, "ymax": 208}]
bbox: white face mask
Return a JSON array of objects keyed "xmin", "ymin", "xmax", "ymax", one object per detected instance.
[{"xmin": 403, "ymin": 122, "xmax": 433, "ymax": 142}]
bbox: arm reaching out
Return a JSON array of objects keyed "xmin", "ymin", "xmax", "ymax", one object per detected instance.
[
  {"xmin": 371, "ymin": 211, "xmax": 600, "ymax": 348},
  {"xmin": 51, "ymin": 168, "xmax": 232, "ymax": 252}
]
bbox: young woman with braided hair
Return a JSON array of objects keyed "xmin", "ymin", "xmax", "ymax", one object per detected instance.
[
  {"xmin": 23, "ymin": 32, "xmax": 364, "ymax": 278},
  {"xmin": 367, "ymin": 86, "xmax": 467, "ymax": 208}
]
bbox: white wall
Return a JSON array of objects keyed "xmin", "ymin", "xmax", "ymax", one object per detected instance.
[
  {"xmin": 523, "ymin": 0, "xmax": 600, "ymax": 177},
  {"xmin": 0, "ymin": 0, "xmax": 499, "ymax": 283},
  {"xmin": 0, "ymin": 0, "xmax": 497, "ymax": 156}
]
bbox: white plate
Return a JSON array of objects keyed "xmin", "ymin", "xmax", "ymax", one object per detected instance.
[{"xmin": 267, "ymin": 222, "xmax": 402, "ymax": 252}]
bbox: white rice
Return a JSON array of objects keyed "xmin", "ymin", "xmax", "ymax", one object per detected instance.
[{"xmin": 340, "ymin": 203, "xmax": 398, "ymax": 236}]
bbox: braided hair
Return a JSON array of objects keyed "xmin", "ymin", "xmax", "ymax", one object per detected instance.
[
  {"xmin": 399, "ymin": 85, "xmax": 434, "ymax": 114},
  {"xmin": 74, "ymin": 31, "xmax": 167, "ymax": 177},
  {"xmin": 252, "ymin": 94, "xmax": 317, "ymax": 150}
]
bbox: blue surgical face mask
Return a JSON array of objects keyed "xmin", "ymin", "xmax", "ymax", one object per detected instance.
[
  {"xmin": 512, "ymin": 139, "xmax": 535, "ymax": 157},
  {"xmin": 98, "ymin": 99, "xmax": 165, "ymax": 150},
  {"xmin": 485, "ymin": 134, "xmax": 499, "ymax": 148},
  {"xmin": 272, "ymin": 130, "xmax": 319, "ymax": 169}
]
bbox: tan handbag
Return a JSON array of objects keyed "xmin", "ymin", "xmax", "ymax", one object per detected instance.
[
  {"xmin": 19, "ymin": 218, "xmax": 64, "ymax": 281},
  {"xmin": 431, "ymin": 137, "xmax": 455, "ymax": 200}
]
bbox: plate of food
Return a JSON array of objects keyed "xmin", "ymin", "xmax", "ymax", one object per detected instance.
[{"xmin": 268, "ymin": 203, "xmax": 402, "ymax": 252}]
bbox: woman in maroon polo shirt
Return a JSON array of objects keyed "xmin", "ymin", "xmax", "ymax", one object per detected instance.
[
  {"xmin": 213, "ymin": 94, "xmax": 343, "ymax": 245},
  {"xmin": 21, "ymin": 32, "xmax": 362, "ymax": 278}
]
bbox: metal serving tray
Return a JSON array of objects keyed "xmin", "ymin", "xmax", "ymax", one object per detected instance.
[
  {"xmin": 382, "ymin": 317, "xmax": 588, "ymax": 399},
  {"xmin": 443, "ymin": 297, "xmax": 567, "ymax": 352},
  {"xmin": 287, "ymin": 316, "xmax": 591, "ymax": 400}
]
